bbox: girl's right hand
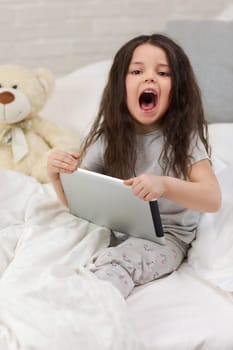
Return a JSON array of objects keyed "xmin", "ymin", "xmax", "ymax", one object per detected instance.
[{"xmin": 47, "ymin": 149, "xmax": 80, "ymax": 181}]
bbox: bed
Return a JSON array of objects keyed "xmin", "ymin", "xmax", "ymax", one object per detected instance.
[{"xmin": 1, "ymin": 20, "xmax": 233, "ymax": 350}]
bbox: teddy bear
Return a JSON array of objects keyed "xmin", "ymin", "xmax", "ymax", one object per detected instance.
[{"xmin": 0, "ymin": 64, "xmax": 80, "ymax": 183}]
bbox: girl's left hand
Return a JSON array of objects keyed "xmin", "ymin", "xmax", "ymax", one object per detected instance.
[{"xmin": 124, "ymin": 174, "xmax": 165, "ymax": 201}]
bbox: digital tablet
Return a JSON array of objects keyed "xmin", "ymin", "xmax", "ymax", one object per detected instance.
[{"xmin": 60, "ymin": 168, "xmax": 165, "ymax": 245}]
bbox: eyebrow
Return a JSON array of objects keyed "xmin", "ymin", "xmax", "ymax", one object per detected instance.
[{"xmin": 130, "ymin": 61, "xmax": 169, "ymax": 67}]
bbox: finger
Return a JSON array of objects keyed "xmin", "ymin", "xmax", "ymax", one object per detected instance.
[
  {"xmin": 124, "ymin": 178, "xmax": 134, "ymax": 186},
  {"xmin": 55, "ymin": 152, "xmax": 78, "ymax": 165},
  {"xmin": 136, "ymin": 187, "xmax": 149, "ymax": 200},
  {"xmin": 52, "ymin": 149, "xmax": 77, "ymax": 161},
  {"xmin": 51, "ymin": 158, "xmax": 77, "ymax": 173},
  {"xmin": 129, "ymin": 182, "xmax": 143, "ymax": 198},
  {"xmin": 143, "ymin": 192, "xmax": 153, "ymax": 201},
  {"xmin": 71, "ymin": 152, "xmax": 80, "ymax": 159}
]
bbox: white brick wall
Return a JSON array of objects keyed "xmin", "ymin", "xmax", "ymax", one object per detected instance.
[{"xmin": 0, "ymin": 0, "xmax": 232, "ymax": 77}]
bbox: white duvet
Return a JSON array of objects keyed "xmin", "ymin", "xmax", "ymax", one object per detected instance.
[
  {"xmin": 1, "ymin": 124, "xmax": 233, "ymax": 350},
  {"xmin": 0, "ymin": 170, "xmax": 141, "ymax": 350}
]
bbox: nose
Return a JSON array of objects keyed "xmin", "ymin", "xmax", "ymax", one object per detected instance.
[
  {"xmin": 144, "ymin": 72, "xmax": 156, "ymax": 83},
  {"xmin": 145, "ymin": 78, "xmax": 155, "ymax": 83},
  {"xmin": 0, "ymin": 91, "xmax": 15, "ymax": 104}
]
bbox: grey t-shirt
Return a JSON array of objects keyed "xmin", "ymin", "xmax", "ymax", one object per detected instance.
[{"xmin": 81, "ymin": 129, "xmax": 209, "ymax": 244}]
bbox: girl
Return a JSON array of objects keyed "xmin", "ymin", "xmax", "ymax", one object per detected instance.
[{"xmin": 47, "ymin": 34, "xmax": 221, "ymax": 298}]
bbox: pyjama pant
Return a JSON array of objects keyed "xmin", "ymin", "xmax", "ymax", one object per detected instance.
[{"xmin": 92, "ymin": 234, "xmax": 188, "ymax": 298}]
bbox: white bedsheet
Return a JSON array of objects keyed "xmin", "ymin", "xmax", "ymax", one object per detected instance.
[
  {"xmin": 1, "ymin": 148, "xmax": 233, "ymax": 350},
  {"xmin": 128, "ymin": 263, "xmax": 233, "ymax": 350},
  {"xmin": 127, "ymin": 164, "xmax": 233, "ymax": 350},
  {"xmin": 0, "ymin": 170, "xmax": 141, "ymax": 350}
]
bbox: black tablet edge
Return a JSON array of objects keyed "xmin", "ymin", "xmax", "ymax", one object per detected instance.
[{"xmin": 149, "ymin": 201, "xmax": 164, "ymax": 238}]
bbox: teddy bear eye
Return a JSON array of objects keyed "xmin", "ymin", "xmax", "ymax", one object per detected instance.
[
  {"xmin": 0, "ymin": 84, "xmax": 2, "ymax": 88},
  {"xmin": 12, "ymin": 85, "xmax": 18, "ymax": 89}
]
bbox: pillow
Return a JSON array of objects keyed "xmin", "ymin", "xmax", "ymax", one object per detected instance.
[
  {"xmin": 165, "ymin": 20, "xmax": 233, "ymax": 124},
  {"xmin": 208, "ymin": 123, "xmax": 233, "ymax": 173},
  {"xmin": 42, "ymin": 60, "xmax": 112, "ymax": 140},
  {"xmin": 187, "ymin": 165, "xmax": 233, "ymax": 291}
]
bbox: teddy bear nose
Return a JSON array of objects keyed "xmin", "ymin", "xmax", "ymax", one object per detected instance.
[{"xmin": 0, "ymin": 91, "xmax": 15, "ymax": 104}]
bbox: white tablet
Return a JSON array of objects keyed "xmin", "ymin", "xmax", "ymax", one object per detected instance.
[{"xmin": 60, "ymin": 168, "xmax": 165, "ymax": 245}]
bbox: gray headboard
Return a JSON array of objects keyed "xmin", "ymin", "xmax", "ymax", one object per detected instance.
[{"xmin": 165, "ymin": 20, "xmax": 233, "ymax": 123}]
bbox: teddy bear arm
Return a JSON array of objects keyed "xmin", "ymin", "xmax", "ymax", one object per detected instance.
[
  {"xmin": 33, "ymin": 116, "xmax": 80, "ymax": 152},
  {"xmin": 0, "ymin": 147, "xmax": 14, "ymax": 169},
  {"xmin": 30, "ymin": 150, "xmax": 51, "ymax": 183}
]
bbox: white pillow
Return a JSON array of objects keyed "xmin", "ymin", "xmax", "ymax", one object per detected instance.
[
  {"xmin": 42, "ymin": 60, "xmax": 112, "ymax": 140},
  {"xmin": 188, "ymin": 165, "xmax": 233, "ymax": 291},
  {"xmin": 208, "ymin": 123, "xmax": 233, "ymax": 173}
]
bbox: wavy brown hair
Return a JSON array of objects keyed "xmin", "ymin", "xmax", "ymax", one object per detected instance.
[{"xmin": 80, "ymin": 34, "xmax": 209, "ymax": 179}]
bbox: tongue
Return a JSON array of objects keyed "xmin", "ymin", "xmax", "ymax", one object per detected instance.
[{"xmin": 141, "ymin": 102, "xmax": 154, "ymax": 111}]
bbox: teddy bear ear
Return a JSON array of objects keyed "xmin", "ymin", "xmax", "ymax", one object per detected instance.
[{"xmin": 33, "ymin": 68, "xmax": 55, "ymax": 97}]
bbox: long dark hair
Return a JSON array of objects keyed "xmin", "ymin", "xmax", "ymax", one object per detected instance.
[{"xmin": 80, "ymin": 33, "xmax": 209, "ymax": 179}]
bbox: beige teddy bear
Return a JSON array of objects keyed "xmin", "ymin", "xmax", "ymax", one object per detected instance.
[{"xmin": 0, "ymin": 64, "xmax": 80, "ymax": 183}]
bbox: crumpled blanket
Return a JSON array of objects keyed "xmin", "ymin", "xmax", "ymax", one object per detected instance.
[{"xmin": 0, "ymin": 169, "xmax": 142, "ymax": 350}]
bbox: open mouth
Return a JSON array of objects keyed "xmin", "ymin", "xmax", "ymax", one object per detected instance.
[{"xmin": 139, "ymin": 90, "xmax": 157, "ymax": 112}]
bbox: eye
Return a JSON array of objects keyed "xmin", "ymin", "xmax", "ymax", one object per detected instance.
[
  {"xmin": 0, "ymin": 84, "xmax": 2, "ymax": 88},
  {"xmin": 131, "ymin": 70, "xmax": 141, "ymax": 75},
  {"xmin": 158, "ymin": 71, "xmax": 171, "ymax": 77},
  {"xmin": 12, "ymin": 84, "xmax": 18, "ymax": 89}
]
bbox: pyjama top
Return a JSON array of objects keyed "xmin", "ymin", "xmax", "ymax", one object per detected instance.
[{"xmin": 81, "ymin": 129, "xmax": 209, "ymax": 244}]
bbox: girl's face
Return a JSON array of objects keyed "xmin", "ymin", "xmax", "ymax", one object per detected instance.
[{"xmin": 125, "ymin": 43, "xmax": 172, "ymax": 133}]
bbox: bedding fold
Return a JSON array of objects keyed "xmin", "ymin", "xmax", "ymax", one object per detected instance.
[{"xmin": 0, "ymin": 169, "xmax": 142, "ymax": 350}]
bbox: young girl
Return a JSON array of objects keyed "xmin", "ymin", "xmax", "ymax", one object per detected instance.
[{"xmin": 47, "ymin": 34, "xmax": 221, "ymax": 298}]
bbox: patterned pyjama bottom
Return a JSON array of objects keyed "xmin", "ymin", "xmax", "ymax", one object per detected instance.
[{"xmin": 92, "ymin": 234, "xmax": 188, "ymax": 298}]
